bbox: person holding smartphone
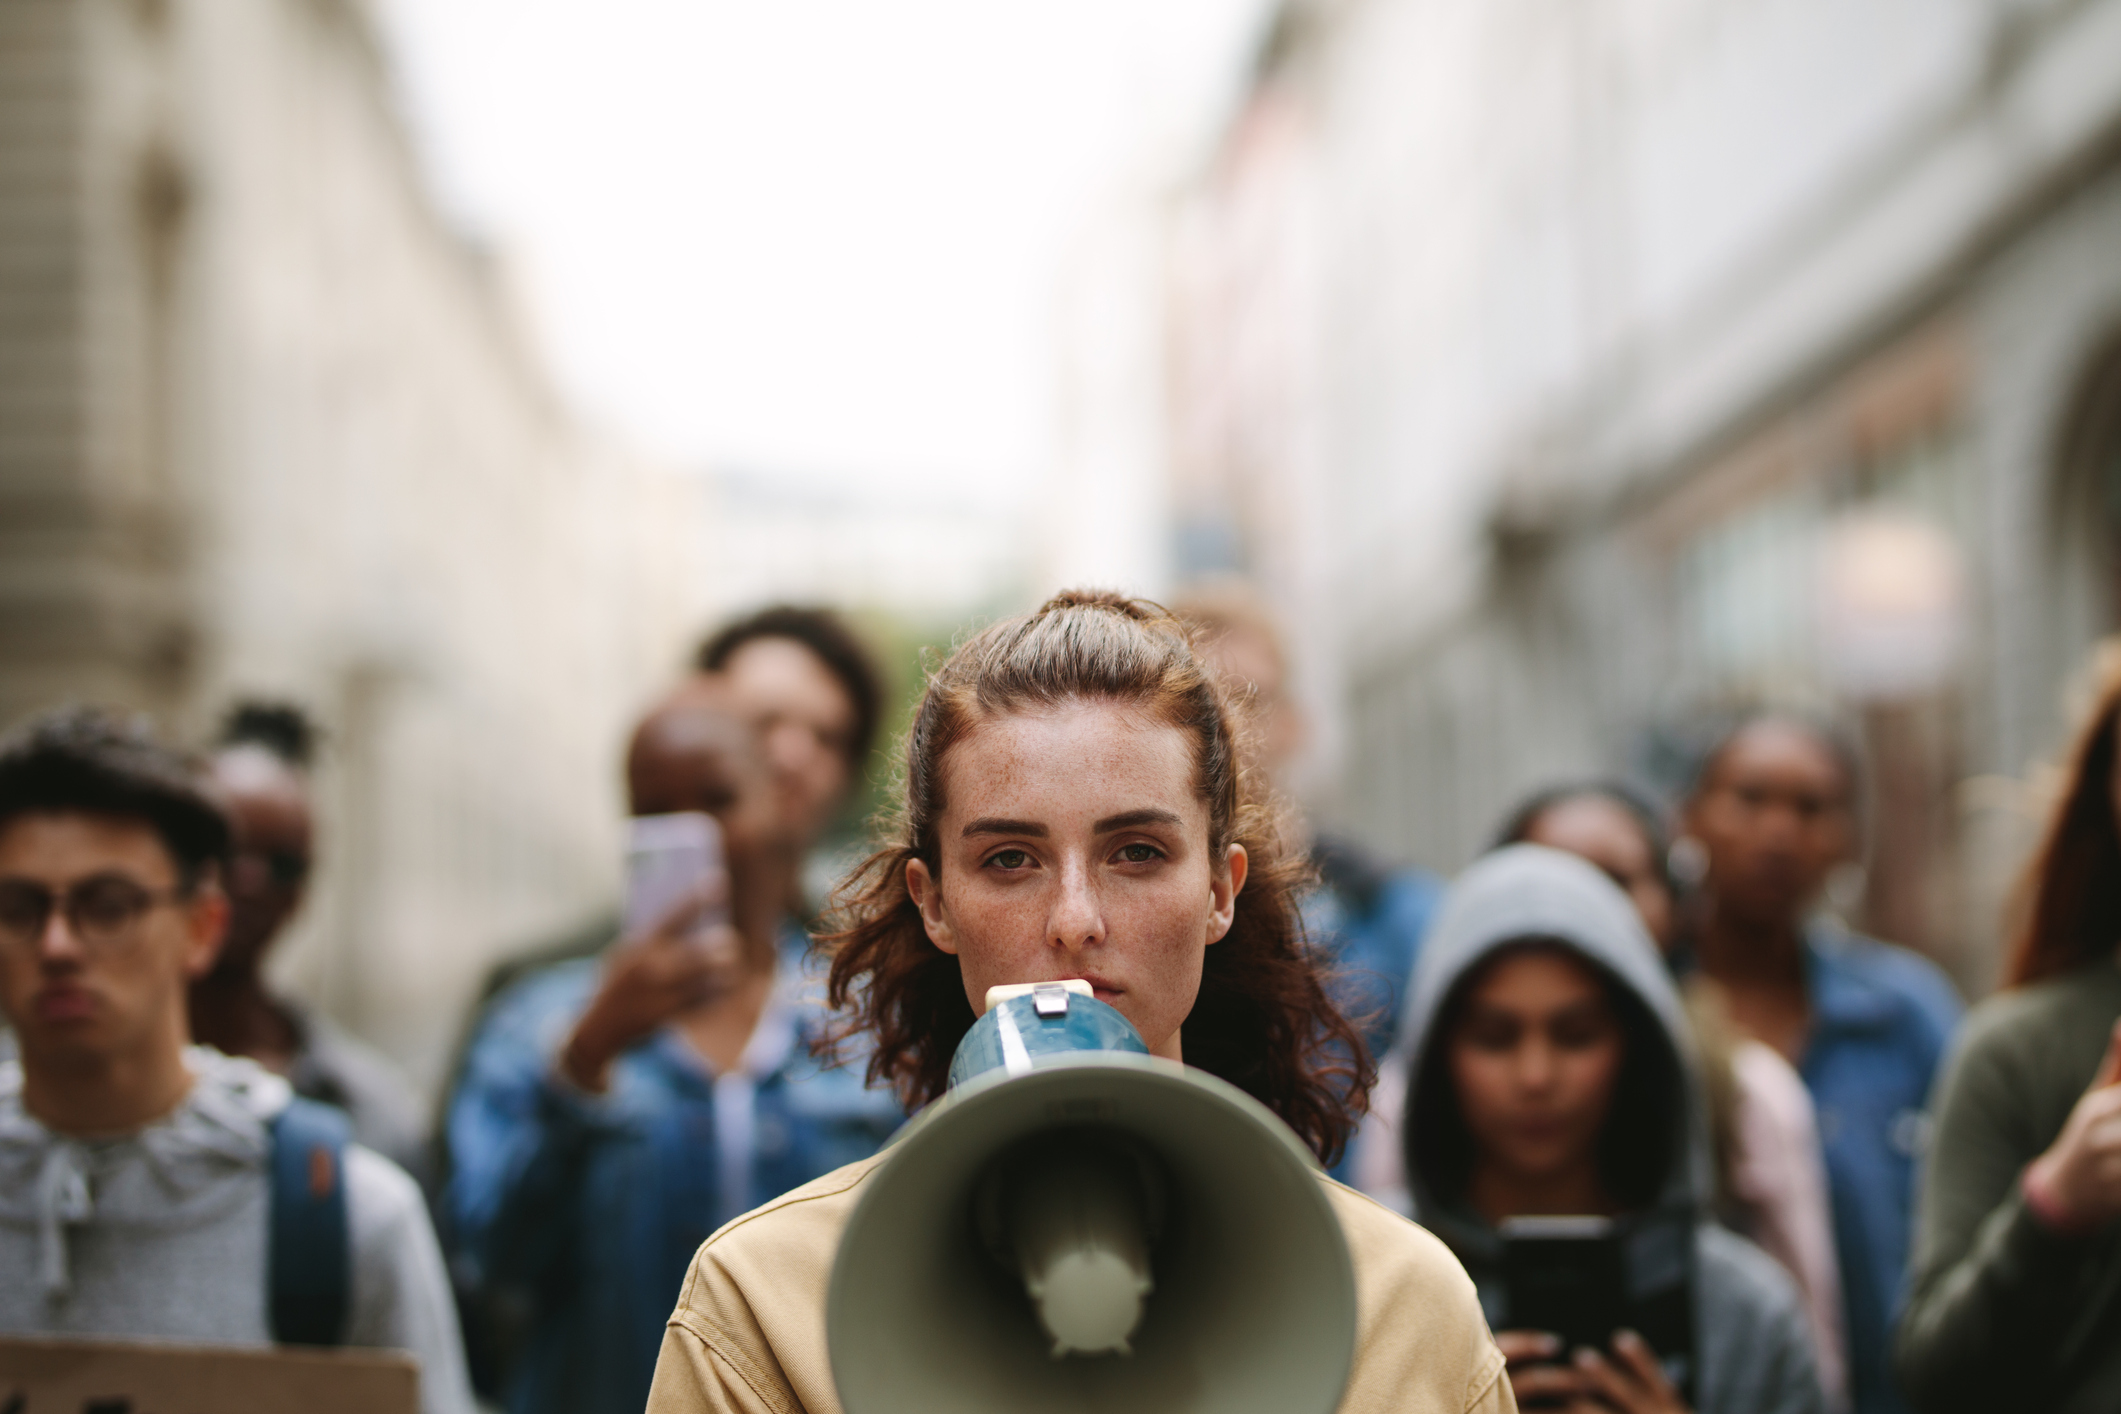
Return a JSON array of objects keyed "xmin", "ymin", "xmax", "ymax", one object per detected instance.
[
  {"xmin": 444, "ymin": 695, "xmax": 903, "ymax": 1414},
  {"xmin": 1399, "ymin": 844, "xmax": 1825, "ymax": 1414}
]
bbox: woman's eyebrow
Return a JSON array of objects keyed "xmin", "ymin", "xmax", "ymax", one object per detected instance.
[
  {"xmin": 962, "ymin": 817, "xmax": 1047, "ymax": 838},
  {"xmin": 1094, "ymin": 808, "xmax": 1182, "ymax": 833}
]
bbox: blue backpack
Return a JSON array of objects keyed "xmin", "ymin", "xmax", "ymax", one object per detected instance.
[{"xmin": 267, "ymin": 1098, "xmax": 353, "ymax": 1346}]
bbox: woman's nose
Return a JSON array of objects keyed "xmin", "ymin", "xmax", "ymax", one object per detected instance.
[
  {"xmin": 1516, "ymin": 1038, "xmax": 1558, "ymax": 1089},
  {"xmin": 1047, "ymin": 859, "xmax": 1103, "ymax": 950}
]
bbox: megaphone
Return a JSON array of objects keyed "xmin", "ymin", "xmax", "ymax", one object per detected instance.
[{"xmin": 827, "ymin": 981, "xmax": 1357, "ymax": 1414}]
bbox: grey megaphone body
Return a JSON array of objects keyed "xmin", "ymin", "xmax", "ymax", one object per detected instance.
[{"xmin": 826, "ymin": 980, "xmax": 1358, "ymax": 1414}]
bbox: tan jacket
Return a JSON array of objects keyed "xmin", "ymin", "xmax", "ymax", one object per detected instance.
[{"xmin": 647, "ymin": 1154, "xmax": 1514, "ymax": 1414}]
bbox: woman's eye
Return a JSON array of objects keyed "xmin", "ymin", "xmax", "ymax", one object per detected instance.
[
  {"xmin": 988, "ymin": 849, "xmax": 1032, "ymax": 870},
  {"xmin": 1465, "ymin": 1022, "xmax": 1518, "ymax": 1051},
  {"xmin": 1116, "ymin": 843, "xmax": 1161, "ymax": 864}
]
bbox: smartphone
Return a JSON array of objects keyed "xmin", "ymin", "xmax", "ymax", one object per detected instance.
[
  {"xmin": 1500, "ymin": 1215, "xmax": 1695, "ymax": 1403},
  {"xmin": 624, "ymin": 811, "xmax": 728, "ymax": 943},
  {"xmin": 1500, "ymin": 1215, "xmax": 1626, "ymax": 1356}
]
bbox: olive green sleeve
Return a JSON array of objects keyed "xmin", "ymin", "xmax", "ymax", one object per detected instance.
[{"xmin": 1893, "ymin": 1022, "xmax": 2087, "ymax": 1412}]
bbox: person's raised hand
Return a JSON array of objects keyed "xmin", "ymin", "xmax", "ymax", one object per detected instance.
[
  {"xmin": 1496, "ymin": 1331, "xmax": 1592, "ymax": 1410},
  {"xmin": 2024, "ymin": 1019, "xmax": 2121, "ymax": 1233},
  {"xmin": 558, "ymin": 885, "xmax": 739, "ymax": 1094},
  {"xmin": 1569, "ymin": 1330, "xmax": 1692, "ymax": 1414}
]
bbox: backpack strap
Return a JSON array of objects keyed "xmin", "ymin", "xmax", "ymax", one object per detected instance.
[{"xmin": 268, "ymin": 1097, "xmax": 353, "ymax": 1346}]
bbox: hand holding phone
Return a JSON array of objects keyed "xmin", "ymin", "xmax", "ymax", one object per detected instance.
[
  {"xmin": 1497, "ymin": 1216, "xmax": 1693, "ymax": 1414},
  {"xmin": 1498, "ymin": 1329, "xmax": 1691, "ymax": 1414},
  {"xmin": 623, "ymin": 811, "xmax": 730, "ymax": 945},
  {"xmin": 559, "ymin": 814, "xmax": 740, "ymax": 1093}
]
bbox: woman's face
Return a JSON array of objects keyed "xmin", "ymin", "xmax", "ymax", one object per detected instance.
[
  {"xmin": 1521, "ymin": 796, "xmax": 1675, "ymax": 950},
  {"xmin": 1446, "ymin": 946, "xmax": 1624, "ymax": 1194},
  {"xmin": 903, "ymin": 700, "xmax": 1247, "ymax": 1061}
]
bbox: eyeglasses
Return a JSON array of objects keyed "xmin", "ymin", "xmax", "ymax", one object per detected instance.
[{"xmin": 0, "ymin": 875, "xmax": 190, "ymax": 952}]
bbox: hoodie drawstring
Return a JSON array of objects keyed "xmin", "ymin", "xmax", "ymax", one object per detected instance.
[{"xmin": 36, "ymin": 1142, "xmax": 92, "ymax": 1298}]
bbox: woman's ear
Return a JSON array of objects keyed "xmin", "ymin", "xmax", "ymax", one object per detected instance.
[
  {"xmin": 1205, "ymin": 842, "xmax": 1248, "ymax": 946},
  {"xmin": 903, "ymin": 856, "xmax": 958, "ymax": 955}
]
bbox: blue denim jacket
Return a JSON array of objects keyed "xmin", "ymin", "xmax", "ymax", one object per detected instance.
[
  {"xmin": 1798, "ymin": 921, "xmax": 1961, "ymax": 1414},
  {"xmin": 1304, "ymin": 860, "xmax": 1445, "ymax": 1064},
  {"xmin": 1303, "ymin": 851, "xmax": 1444, "ymax": 1186},
  {"xmin": 443, "ymin": 927, "xmax": 904, "ymax": 1414}
]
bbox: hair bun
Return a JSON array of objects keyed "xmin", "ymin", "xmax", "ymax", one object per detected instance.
[{"xmin": 1035, "ymin": 588, "xmax": 1164, "ymax": 622}]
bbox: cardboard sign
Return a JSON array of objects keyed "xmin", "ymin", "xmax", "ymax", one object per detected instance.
[{"xmin": 0, "ymin": 1336, "xmax": 417, "ymax": 1414}]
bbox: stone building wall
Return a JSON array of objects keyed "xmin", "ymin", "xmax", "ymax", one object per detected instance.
[
  {"xmin": 0, "ymin": 0, "xmax": 705, "ymax": 1095},
  {"xmin": 1169, "ymin": 0, "xmax": 2121, "ymax": 990}
]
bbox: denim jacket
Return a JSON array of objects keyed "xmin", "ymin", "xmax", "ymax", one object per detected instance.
[
  {"xmin": 443, "ymin": 926, "xmax": 904, "ymax": 1414},
  {"xmin": 1303, "ymin": 849, "xmax": 1444, "ymax": 1065},
  {"xmin": 1798, "ymin": 921, "xmax": 1961, "ymax": 1414}
]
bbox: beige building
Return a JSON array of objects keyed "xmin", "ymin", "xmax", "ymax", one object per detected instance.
[
  {"xmin": 0, "ymin": 0, "xmax": 706, "ymax": 1094},
  {"xmin": 1167, "ymin": 0, "xmax": 2121, "ymax": 990}
]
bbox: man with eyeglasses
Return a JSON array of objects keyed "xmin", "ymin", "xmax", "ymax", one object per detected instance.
[
  {"xmin": 187, "ymin": 701, "xmax": 428, "ymax": 1180},
  {"xmin": 0, "ymin": 706, "xmax": 471, "ymax": 1413}
]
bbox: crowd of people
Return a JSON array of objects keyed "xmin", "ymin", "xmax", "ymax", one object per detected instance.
[{"xmin": 2, "ymin": 592, "xmax": 2118, "ymax": 1414}]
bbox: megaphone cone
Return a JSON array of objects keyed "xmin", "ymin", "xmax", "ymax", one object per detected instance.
[{"xmin": 826, "ymin": 988, "xmax": 1356, "ymax": 1414}]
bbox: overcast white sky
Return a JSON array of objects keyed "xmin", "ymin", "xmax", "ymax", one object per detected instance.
[{"xmin": 373, "ymin": 0, "xmax": 1270, "ymax": 506}]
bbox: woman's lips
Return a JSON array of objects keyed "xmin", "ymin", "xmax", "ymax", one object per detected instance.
[{"xmin": 1070, "ymin": 975, "xmax": 1122, "ymax": 1003}]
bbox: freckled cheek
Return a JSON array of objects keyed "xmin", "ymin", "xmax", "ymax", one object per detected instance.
[{"xmin": 946, "ymin": 883, "xmax": 1049, "ymax": 977}]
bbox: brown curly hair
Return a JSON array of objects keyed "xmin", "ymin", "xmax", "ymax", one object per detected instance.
[{"xmin": 821, "ymin": 589, "xmax": 1373, "ymax": 1164}]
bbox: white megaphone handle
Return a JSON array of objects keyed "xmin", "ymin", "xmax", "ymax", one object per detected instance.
[{"xmin": 1006, "ymin": 1146, "xmax": 1156, "ymax": 1357}]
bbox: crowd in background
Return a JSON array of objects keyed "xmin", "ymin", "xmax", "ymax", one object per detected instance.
[{"xmin": 3, "ymin": 593, "xmax": 2120, "ymax": 1414}]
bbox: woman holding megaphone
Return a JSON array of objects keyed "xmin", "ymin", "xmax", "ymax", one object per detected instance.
[
  {"xmin": 1894, "ymin": 655, "xmax": 2121, "ymax": 1414},
  {"xmin": 644, "ymin": 591, "xmax": 1512, "ymax": 1414}
]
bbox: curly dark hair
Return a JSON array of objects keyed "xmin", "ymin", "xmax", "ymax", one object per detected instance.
[
  {"xmin": 820, "ymin": 588, "xmax": 1373, "ymax": 1164},
  {"xmin": 0, "ymin": 705, "xmax": 231, "ymax": 888}
]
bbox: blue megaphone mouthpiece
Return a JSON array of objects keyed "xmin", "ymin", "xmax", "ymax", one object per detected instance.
[{"xmin": 947, "ymin": 981, "xmax": 1150, "ymax": 1089}]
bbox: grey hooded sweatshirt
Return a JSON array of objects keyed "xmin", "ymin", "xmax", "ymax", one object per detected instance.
[
  {"xmin": 1398, "ymin": 846, "xmax": 1826, "ymax": 1414},
  {"xmin": 0, "ymin": 1046, "xmax": 472, "ymax": 1414}
]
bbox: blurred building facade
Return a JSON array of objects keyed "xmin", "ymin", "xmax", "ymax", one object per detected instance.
[
  {"xmin": 700, "ymin": 468, "xmax": 1024, "ymax": 621},
  {"xmin": 0, "ymin": 0, "xmax": 705, "ymax": 1091},
  {"xmin": 1168, "ymin": 0, "xmax": 2121, "ymax": 990}
]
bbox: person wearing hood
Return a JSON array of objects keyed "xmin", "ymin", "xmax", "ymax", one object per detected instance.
[
  {"xmin": 1400, "ymin": 844, "xmax": 1824, "ymax": 1414},
  {"xmin": 0, "ymin": 706, "xmax": 471, "ymax": 1414}
]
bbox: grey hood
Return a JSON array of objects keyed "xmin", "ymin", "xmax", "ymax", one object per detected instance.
[{"xmin": 1395, "ymin": 844, "xmax": 1712, "ymax": 1261}]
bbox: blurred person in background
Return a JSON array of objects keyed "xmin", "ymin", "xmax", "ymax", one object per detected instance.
[
  {"xmin": 689, "ymin": 605, "xmax": 884, "ymax": 917},
  {"xmin": 1401, "ymin": 845, "xmax": 1825, "ymax": 1414},
  {"xmin": 443, "ymin": 691, "xmax": 902, "ymax": 1414},
  {"xmin": 1895, "ymin": 658, "xmax": 2121, "ymax": 1414},
  {"xmin": 1174, "ymin": 582, "xmax": 1444, "ymax": 1077},
  {"xmin": 1680, "ymin": 713, "xmax": 1961, "ymax": 1414},
  {"xmin": 1500, "ymin": 782, "xmax": 1849, "ymax": 1411},
  {"xmin": 188, "ymin": 701, "xmax": 428, "ymax": 1181},
  {"xmin": 463, "ymin": 605, "xmax": 885, "ymax": 1010},
  {"xmin": 0, "ymin": 708, "xmax": 470, "ymax": 1413}
]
